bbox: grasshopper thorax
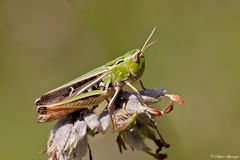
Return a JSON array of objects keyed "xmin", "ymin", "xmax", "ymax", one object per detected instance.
[{"xmin": 102, "ymin": 49, "xmax": 145, "ymax": 85}]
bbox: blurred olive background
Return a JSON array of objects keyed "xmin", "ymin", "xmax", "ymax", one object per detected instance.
[{"xmin": 0, "ymin": 0, "xmax": 240, "ymax": 160}]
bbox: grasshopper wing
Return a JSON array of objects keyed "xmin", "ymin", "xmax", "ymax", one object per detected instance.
[
  {"xmin": 37, "ymin": 90, "xmax": 112, "ymax": 123},
  {"xmin": 36, "ymin": 66, "xmax": 110, "ymax": 106}
]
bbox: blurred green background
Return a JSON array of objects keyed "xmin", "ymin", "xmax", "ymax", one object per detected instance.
[{"xmin": 0, "ymin": 0, "xmax": 239, "ymax": 160}]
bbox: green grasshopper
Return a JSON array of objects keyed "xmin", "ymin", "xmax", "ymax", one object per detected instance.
[{"xmin": 36, "ymin": 28, "xmax": 157, "ymax": 128}]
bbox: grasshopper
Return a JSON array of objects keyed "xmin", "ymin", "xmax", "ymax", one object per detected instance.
[{"xmin": 35, "ymin": 28, "xmax": 157, "ymax": 128}]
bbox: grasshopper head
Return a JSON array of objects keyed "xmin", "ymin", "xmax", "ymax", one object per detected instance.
[
  {"xmin": 107, "ymin": 28, "xmax": 156, "ymax": 81},
  {"xmin": 132, "ymin": 27, "xmax": 156, "ymax": 63},
  {"xmin": 127, "ymin": 49, "xmax": 145, "ymax": 79},
  {"xmin": 127, "ymin": 28, "xmax": 156, "ymax": 79}
]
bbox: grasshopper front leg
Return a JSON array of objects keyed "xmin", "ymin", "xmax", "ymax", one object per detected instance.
[{"xmin": 139, "ymin": 80, "xmax": 146, "ymax": 90}]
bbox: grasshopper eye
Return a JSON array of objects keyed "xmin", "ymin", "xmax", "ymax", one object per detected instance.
[{"xmin": 132, "ymin": 50, "xmax": 141, "ymax": 62}]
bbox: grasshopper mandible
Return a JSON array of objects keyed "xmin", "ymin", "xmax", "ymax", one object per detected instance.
[{"xmin": 35, "ymin": 28, "xmax": 156, "ymax": 129}]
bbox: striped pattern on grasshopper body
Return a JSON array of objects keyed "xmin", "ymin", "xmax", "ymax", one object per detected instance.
[
  {"xmin": 35, "ymin": 28, "xmax": 156, "ymax": 127},
  {"xmin": 37, "ymin": 89, "xmax": 114, "ymax": 123}
]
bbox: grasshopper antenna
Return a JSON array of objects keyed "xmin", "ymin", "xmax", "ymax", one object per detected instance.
[{"xmin": 141, "ymin": 27, "xmax": 156, "ymax": 53}]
